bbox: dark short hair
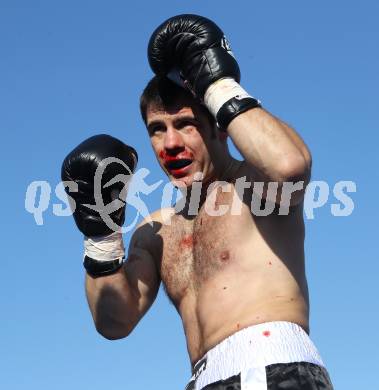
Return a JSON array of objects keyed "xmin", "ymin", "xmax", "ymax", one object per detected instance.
[{"xmin": 139, "ymin": 76, "xmax": 215, "ymax": 127}]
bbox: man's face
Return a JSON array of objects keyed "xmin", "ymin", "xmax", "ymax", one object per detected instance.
[{"xmin": 146, "ymin": 100, "xmax": 219, "ymax": 188}]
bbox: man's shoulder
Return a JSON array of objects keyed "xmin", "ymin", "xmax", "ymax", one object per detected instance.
[
  {"xmin": 130, "ymin": 207, "xmax": 176, "ymax": 249},
  {"xmin": 136, "ymin": 207, "xmax": 176, "ymax": 228}
]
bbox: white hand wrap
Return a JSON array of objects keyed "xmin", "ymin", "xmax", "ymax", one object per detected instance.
[
  {"xmin": 84, "ymin": 231, "xmax": 125, "ymax": 262},
  {"xmin": 204, "ymin": 78, "xmax": 253, "ymax": 118}
]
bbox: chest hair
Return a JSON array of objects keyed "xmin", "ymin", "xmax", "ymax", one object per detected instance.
[{"xmin": 159, "ymin": 193, "xmax": 240, "ymax": 305}]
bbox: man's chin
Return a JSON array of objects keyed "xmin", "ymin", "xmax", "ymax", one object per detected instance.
[
  {"xmin": 169, "ymin": 171, "xmax": 204, "ymax": 189},
  {"xmin": 171, "ymin": 176, "xmax": 193, "ymax": 189}
]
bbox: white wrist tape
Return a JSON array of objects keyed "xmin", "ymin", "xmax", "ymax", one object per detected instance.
[
  {"xmin": 204, "ymin": 78, "xmax": 252, "ymax": 118},
  {"xmin": 84, "ymin": 231, "xmax": 125, "ymax": 262}
]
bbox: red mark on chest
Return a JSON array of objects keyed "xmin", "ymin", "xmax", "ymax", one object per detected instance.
[
  {"xmin": 180, "ymin": 234, "xmax": 195, "ymax": 249},
  {"xmin": 262, "ymin": 330, "xmax": 271, "ymax": 337},
  {"xmin": 220, "ymin": 250, "xmax": 230, "ymax": 261}
]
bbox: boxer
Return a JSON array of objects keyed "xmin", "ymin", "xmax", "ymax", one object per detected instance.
[{"xmin": 62, "ymin": 15, "xmax": 333, "ymax": 389}]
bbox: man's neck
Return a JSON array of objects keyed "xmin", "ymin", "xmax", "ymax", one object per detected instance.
[{"xmin": 176, "ymin": 157, "xmax": 241, "ymax": 218}]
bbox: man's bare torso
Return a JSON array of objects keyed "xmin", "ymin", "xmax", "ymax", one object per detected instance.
[{"xmin": 145, "ymin": 170, "xmax": 309, "ymax": 365}]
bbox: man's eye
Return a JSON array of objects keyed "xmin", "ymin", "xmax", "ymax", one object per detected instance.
[
  {"xmin": 149, "ymin": 126, "xmax": 165, "ymax": 135},
  {"xmin": 178, "ymin": 120, "xmax": 195, "ymax": 129}
]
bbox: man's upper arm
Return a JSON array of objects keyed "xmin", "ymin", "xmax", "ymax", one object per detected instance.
[
  {"xmin": 124, "ymin": 220, "xmax": 161, "ymax": 320},
  {"xmin": 237, "ymin": 162, "xmax": 309, "ymax": 208}
]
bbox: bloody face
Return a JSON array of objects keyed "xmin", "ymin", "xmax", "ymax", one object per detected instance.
[{"xmin": 146, "ymin": 100, "xmax": 219, "ymax": 188}]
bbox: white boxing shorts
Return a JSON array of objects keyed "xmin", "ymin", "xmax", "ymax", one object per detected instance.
[{"xmin": 185, "ymin": 321, "xmax": 333, "ymax": 390}]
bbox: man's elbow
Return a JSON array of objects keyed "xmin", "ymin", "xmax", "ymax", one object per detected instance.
[
  {"xmin": 273, "ymin": 154, "xmax": 312, "ymax": 206},
  {"xmin": 277, "ymin": 153, "xmax": 312, "ymax": 184},
  {"xmin": 95, "ymin": 320, "xmax": 135, "ymax": 340},
  {"xmin": 96, "ymin": 328, "xmax": 129, "ymax": 341}
]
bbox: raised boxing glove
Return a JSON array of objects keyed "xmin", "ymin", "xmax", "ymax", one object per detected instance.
[
  {"xmin": 148, "ymin": 14, "xmax": 240, "ymax": 98},
  {"xmin": 148, "ymin": 14, "xmax": 261, "ymax": 130},
  {"xmin": 61, "ymin": 134, "xmax": 138, "ymax": 276}
]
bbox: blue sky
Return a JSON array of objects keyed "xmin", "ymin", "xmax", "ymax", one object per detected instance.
[{"xmin": 1, "ymin": 1, "xmax": 378, "ymax": 389}]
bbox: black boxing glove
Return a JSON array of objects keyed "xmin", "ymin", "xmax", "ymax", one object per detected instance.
[
  {"xmin": 148, "ymin": 14, "xmax": 240, "ymax": 98},
  {"xmin": 61, "ymin": 134, "xmax": 138, "ymax": 276},
  {"xmin": 148, "ymin": 14, "xmax": 261, "ymax": 130}
]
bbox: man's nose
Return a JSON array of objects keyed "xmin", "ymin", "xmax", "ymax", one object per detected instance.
[{"xmin": 164, "ymin": 127, "xmax": 184, "ymax": 153}]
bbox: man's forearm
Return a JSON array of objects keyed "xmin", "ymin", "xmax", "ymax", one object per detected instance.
[
  {"xmin": 85, "ymin": 267, "xmax": 138, "ymax": 339},
  {"xmin": 227, "ymin": 107, "xmax": 312, "ymax": 183}
]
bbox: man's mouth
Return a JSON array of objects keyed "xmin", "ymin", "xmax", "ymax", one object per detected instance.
[
  {"xmin": 165, "ymin": 159, "xmax": 193, "ymax": 176},
  {"xmin": 166, "ymin": 159, "xmax": 192, "ymax": 170}
]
